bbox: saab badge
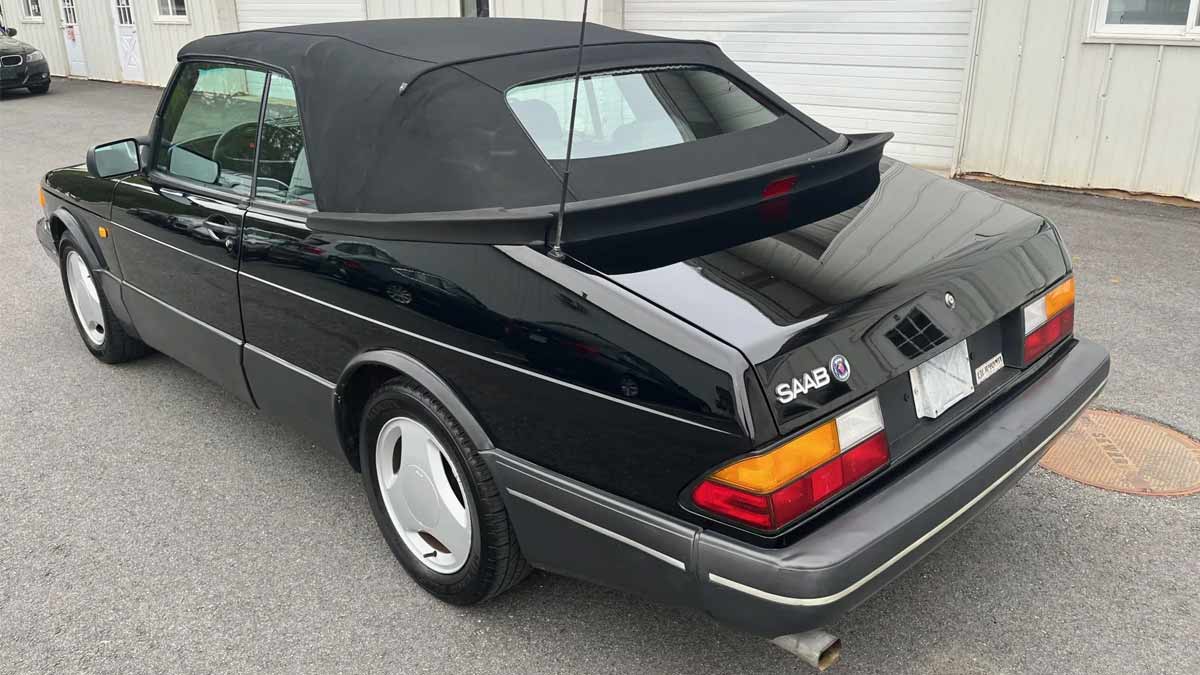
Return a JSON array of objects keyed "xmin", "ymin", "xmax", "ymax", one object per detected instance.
[
  {"xmin": 830, "ymin": 354, "xmax": 851, "ymax": 382},
  {"xmin": 945, "ymin": 292, "xmax": 957, "ymax": 310}
]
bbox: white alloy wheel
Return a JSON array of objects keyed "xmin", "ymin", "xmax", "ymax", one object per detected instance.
[
  {"xmin": 65, "ymin": 251, "xmax": 105, "ymax": 347},
  {"xmin": 375, "ymin": 416, "xmax": 473, "ymax": 574}
]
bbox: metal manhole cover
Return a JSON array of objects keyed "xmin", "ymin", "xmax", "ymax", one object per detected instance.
[{"xmin": 1040, "ymin": 409, "xmax": 1200, "ymax": 496}]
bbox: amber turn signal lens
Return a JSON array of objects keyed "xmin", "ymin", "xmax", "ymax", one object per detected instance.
[
  {"xmin": 711, "ymin": 420, "xmax": 839, "ymax": 493},
  {"xmin": 38, "ymin": 186, "xmax": 46, "ymax": 208},
  {"xmin": 98, "ymin": 226, "xmax": 109, "ymax": 239}
]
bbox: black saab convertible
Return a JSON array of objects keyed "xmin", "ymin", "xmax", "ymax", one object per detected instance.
[{"xmin": 36, "ymin": 18, "xmax": 1108, "ymax": 668}]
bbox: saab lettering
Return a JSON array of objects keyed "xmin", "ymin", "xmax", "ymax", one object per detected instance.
[{"xmin": 775, "ymin": 367, "xmax": 832, "ymax": 404}]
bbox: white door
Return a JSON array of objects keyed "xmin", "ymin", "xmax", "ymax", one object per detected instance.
[
  {"xmin": 59, "ymin": 0, "xmax": 87, "ymax": 77},
  {"xmin": 623, "ymin": 0, "xmax": 980, "ymax": 172},
  {"xmin": 235, "ymin": 0, "xmax": 366, "ymax": 31},
  {"xmin": 111, "ymin": 0, "xmax": 144, "ymax": 82}
]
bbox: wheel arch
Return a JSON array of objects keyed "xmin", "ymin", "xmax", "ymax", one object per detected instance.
[
  {"xmin": 50, "ymin": 207, "xmax": 106, "ymax": 270},
  {"xmin": 335, "ymin": 349, "xmax": 495, "ymax": 471}
]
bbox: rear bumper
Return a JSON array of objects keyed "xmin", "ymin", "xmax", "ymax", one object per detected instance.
[{"xmin": 486, "ymin": 338, "xmax": 1109, "ymax": 637}]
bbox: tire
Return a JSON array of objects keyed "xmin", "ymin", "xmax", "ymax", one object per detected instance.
[
  {"xmin": 28, "ymin": 82, "xmax": 49, "ymax": 94},
  {"xmin": 58, "ymin": 234, "xmax": 148, "ymax": 364},
  {"xmin": 360, "ymin": 378, "xmax": 531, "ymax": 605}
]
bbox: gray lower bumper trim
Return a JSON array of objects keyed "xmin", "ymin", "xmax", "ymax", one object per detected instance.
[
  {"xmin": 708, "ymin": 376, "xmax": 1106, "ymax": 607},
  {"xmin": 508, "ymin": 489, "xmax": 686, "ymax": 571}
]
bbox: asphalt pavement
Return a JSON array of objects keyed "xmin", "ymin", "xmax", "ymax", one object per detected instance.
[{"xmin": 2, "ymin": 79, "xmax": 1198, "ymax": 675}]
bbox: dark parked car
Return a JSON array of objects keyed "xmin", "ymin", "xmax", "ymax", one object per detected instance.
[
  {"xmin": 0, "ymin": 26, "xmax": 51, "ymax": 94},
  {"xmin": 34, "ymin": 19, "xmax": 1108, "ymax": 668}
]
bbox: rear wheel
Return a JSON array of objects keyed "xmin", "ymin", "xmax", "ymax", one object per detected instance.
[
  {"xmin": 58, "ymin": 235, "xmax": 146, "ymax": 363},
  {"xmin": 360, "ymin": 379, "xmax": 530, "ymax": 604}
]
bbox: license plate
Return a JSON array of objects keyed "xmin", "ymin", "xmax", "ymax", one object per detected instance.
[{"xmin": 910, "ymin": 341, "xmax": 974, "ymax": 419}]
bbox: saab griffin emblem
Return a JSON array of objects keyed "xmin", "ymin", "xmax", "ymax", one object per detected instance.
[
  {"xmin": 829, "ymin": 354, "xmax": 852, "ymax": 382},
  {"xmin": 945, "ymin": 292, "xmax": 957, "ymax": 310},
  {"xmin": 775, "ymin": 366, "xmax": 832, "ymax": 404}
]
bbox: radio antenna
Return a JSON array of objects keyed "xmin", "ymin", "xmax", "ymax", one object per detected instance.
[{"xmin": 548, "ymin": 0, "xmax": 589, "ymax": 260}]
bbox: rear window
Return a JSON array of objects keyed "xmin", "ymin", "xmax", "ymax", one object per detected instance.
[{"xmin": 506, "ymin": 66, "xmax": 780, "ymax": 160}]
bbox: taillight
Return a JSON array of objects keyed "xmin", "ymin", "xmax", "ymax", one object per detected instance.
[
  {"xmin": 1022, "ymin": 277, "xmax": 1075, "ymax": 363},
  {"xmin": 691, "ymin": 397, "xmax": 889, "ymax": 531}
]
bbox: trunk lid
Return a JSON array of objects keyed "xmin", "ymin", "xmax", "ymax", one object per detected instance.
[{"xmin": 581, "ymin": 160, "xmax": 1070, "ymax": 455}]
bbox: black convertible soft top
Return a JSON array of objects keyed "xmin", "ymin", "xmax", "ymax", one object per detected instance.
[{"xmin": 180, "ymin": 19, "xmax": 889, "ymax": 252}]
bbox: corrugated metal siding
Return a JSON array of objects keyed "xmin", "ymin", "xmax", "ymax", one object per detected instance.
[
  {"xmin": 236, "ymin": 1, "xmax": 367, "ymax": 31},
  {"xmin": 958, "ymin": 0, "xmax": 1200, "ymax": 201},
  {"xmin": 0, "ymin": 0, "xmax": 69, "ymax": 76},
  {"xmin": 131, "ymin": 0, "xmax": 236, "ymax": 86},
  {"xmin": 366, "ymin": 1, "xmax": 461, "ymax": 18},
  {"xmin": 70, "ymin": 0, "xmax": 121, "ymax": 82},
  {"xmin": 492, "ymin": 0, "xmax": 621, "ymax": 26},
  {"xmin": 623, "ymin": 0, "xmax": 980, "ymax": 171}
]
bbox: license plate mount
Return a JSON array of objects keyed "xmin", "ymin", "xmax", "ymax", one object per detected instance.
[{"xmin": 909, "ymin": 341, "xmax": 974, "ymax": 419}]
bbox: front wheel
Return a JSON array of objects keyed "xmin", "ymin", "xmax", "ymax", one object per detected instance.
[
  {"xmin": 360, "ymin": 379, "xmax": 530, "ymax": 604},
  {"xmin": 58, "ymin": 235, "xmax": 147, "ymax": 363}
]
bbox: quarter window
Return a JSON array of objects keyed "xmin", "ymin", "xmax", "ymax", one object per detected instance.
[
  {"xmin": 154, "ymin": 62, "xmax": 267, "ymax": 194},
  {"xmin": 254, "ymin": 74, "xmax": 316, "ymax": 208},
  {"xmin": 507, "ymin": 67, "xmax": 779, "ymax": 160},
  {"xmin": 1091, "ymin": 0, "xmax": 1200, "ymax": 42}
]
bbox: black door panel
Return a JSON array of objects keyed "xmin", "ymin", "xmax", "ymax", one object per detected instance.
[
  {"xmin": 111, "ymin": 176, "xmax": 245, "ymax": 337},
  {"xmin": 121, "ymin": 283, "xmax": 254, "ymax": 404}
]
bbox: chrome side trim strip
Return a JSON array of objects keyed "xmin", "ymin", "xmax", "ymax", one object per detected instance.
[
  {"xmin": 239, "ymin": 271, "xmax": 735, "ymax": 436},
  {"xmin": 244, "ymin": 343, "xmax": 335, "ymax": 389},
  {"xmin": 121, "ymin": 279, "xmax": 242, "ymax": 346},
  {"xmin": 708, "ymin": 378, "xmax": 1108, "ymax": 607},
  {"xmin": 507, "ymin": 489, "xmax": 687, "ymax": 571},
  {"xmin": 112, "ymin": 223, "xmax": 238, "ymax": 274}
]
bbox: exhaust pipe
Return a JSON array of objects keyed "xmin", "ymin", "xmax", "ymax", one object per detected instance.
[{"xmin": 771, "ymin": 630, "xmax": 842, "ymax": 671}]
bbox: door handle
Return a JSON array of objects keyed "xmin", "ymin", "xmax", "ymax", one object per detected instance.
[{"xmin": 197, "ymin": 216, "xmax": 237, "ymax": 252}]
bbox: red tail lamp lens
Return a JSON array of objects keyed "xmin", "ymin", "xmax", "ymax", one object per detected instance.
[
  {"xmin": 692, "ymin": 481, "xmax": 772, "ymax": 529},
  {"xmin": 1024, "ymin": 305, "xmax": 1074, "ymax": 363}
]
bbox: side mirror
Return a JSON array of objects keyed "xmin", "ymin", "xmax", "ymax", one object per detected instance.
[
  {"xmin": 86, "ymin": 139, "xmax": 141, "ymax": 178},
  {"xmin": 5, "ymin": 28, "xmax": 16, "ymax": 38}
]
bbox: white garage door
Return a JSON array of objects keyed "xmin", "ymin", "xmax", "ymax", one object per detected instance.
[
  {"xmin": 236, "ymin": 1, "xmax": 367, "ymax": 32},
  {"xmin": 624, "ymin": 0, "xmax": 979, "ymax": 171}
]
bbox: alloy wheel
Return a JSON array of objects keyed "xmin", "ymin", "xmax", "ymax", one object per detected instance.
[
  {"xmin": 65, "ymin": 251, "xmax": 105, "ymax": 347},
  {"xmin": 375, "ymin": 417, "xmax": 472, "ymax": 574}
]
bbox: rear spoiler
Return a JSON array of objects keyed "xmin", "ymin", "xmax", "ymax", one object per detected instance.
[{"xmin": 307, "ymin": 132, "xmax": 892, "ymax": 255}]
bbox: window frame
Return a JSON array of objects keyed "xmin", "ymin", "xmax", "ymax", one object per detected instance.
[
  {"xmin": 148, "ymin": 60, "xmax": 271, "ymax": 204},
  {"xmin": 251, "ymin": 70, "xmax": 317, "ymax": 212},
  {"xmin": 1087, "ymin": 0, "xmax": 1200, "ymax": 45},
  {"xmin": 21, "ymin": 0, "xmax": 43, "ymax": 21},
  {"xmin": 155, "ymin": 0, "xmax": 189, "ymax": 25},
  {"xmin": 504, "ymin": 64, "xmax": 785, "ymax": 163}
]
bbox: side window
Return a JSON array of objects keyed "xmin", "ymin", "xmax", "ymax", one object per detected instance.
[
  {"xmin": 154, "ymin": 62, "xmax": 267, "ymax": 194},
  {"xmin": 254, "ymin": 74, "xmax": 315, "ymax": 208}
]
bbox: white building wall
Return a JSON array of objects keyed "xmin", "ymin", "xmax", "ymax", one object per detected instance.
[
  {"xmin": 1, "ymin": 0, "xmax": 69, "ymax": 76},
  {"xmin": 957, "ymin": 0, "xmax": 1200, "ymax": 202},
  {"xmin": 492, "ymin": 0, "xmax": 622, "ymax": 27},
  {"xmin": 133, "ymin": 0, "xmax": 237, "ymax": 86},
  {"xmin": 366, "ymin": 0, "xmax": 461, "ymax": 18},
  {"xmin": 622, "ymin": 0, "xmax": 981, "ymax": 172}
]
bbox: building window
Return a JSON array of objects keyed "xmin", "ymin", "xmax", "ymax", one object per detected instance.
[
  {"xmin": 22, "ymin": 0, "xmax": 43, "ymax": 19},
  {"xmin": 157, "ymin": 0, "xmax": 188, "ymax": 20},
  {"xmin": 1090, "ymin": 0, "xmax": 1200, "ymax": 43}
]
